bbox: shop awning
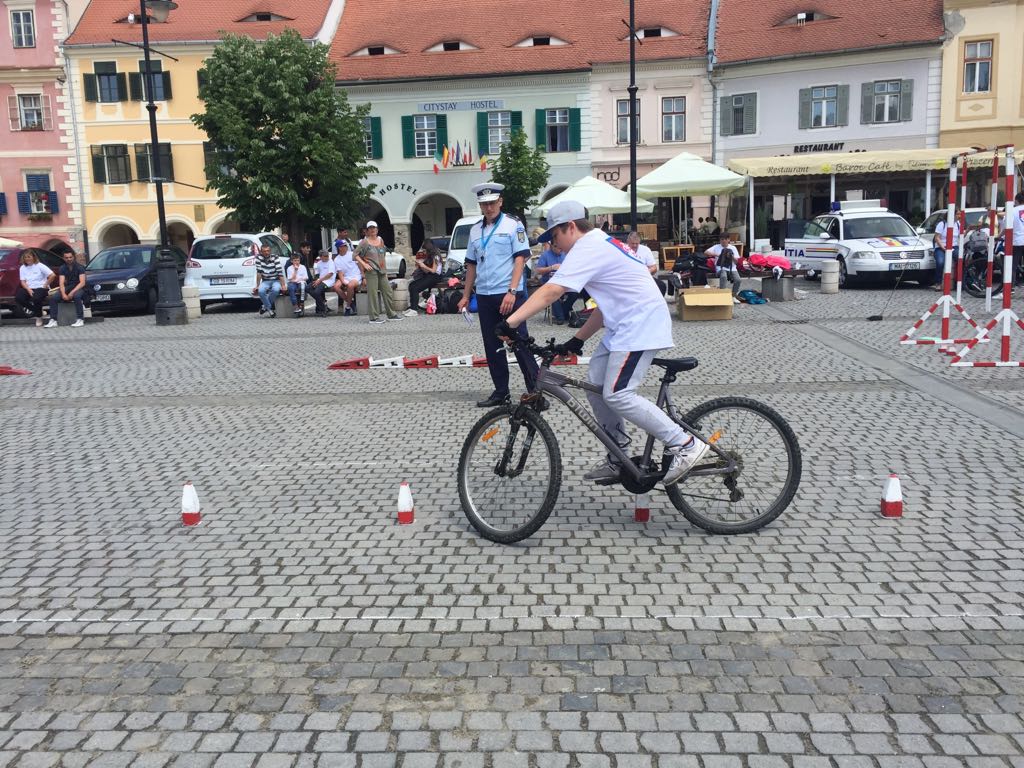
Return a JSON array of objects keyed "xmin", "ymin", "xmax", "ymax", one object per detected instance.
[
  {"xmin": 727, "ymin": 147, "xmax": 1006, "ymax": 178},
  {"xmin": 635, "ymin": 151, "xmax": 747, "ymax": 197}
]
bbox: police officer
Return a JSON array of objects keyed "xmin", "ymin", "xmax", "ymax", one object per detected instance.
[{"xmin": 458, "ymin": 182, "xmax": 539, "ymax": 407}]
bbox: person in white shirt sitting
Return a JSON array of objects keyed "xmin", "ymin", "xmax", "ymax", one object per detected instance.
[
  {"xmin": 705, "ymin": 232, "xmax": 742, "ymax": 303},
  {"xmin": 626, "ymin": 232, "xmax": 668, "ymax": 296},
  {"xmin": 332, "ymin": 240, "xmax": 363, "ymax": 316},
  {"xmin": 285, "ymin": 251, "xmax": 310, "ymax": 317},
  {"xmin": 16, "ymin": 251, "xmax": 55, "ymax": 327},
  {"xmin": 309, "ymin": 249, "xmax": 336, "ymax": 317}
]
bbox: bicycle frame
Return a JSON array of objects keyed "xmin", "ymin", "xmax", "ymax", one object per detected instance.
[{"xmin": 522, "ymin": 364, "xmax": 737, "ymax": 484}]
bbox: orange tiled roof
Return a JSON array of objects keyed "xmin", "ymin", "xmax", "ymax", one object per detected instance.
[
  {"xmin": 713, "ymin": 0, "xmax": 945, "ymax": 64},
  {"xmin": 65, "ymin": 0, "xmax": 334, "ymax": 46},
  {"xmin": 330, "ymin": 0, "xmax": 708, "ymax": 83}
]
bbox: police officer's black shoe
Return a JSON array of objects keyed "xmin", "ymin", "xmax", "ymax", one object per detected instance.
[{"xmin": 476, "ymin": 392, "xmax": 511, "ymax": 408}]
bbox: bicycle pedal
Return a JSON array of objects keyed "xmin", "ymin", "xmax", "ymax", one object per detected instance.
[{"xmin": 593, "ymin": 476, "xmax": 620, "ymax": 486}]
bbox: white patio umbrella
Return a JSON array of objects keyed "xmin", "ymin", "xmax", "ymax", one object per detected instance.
[
  {"xmin": 0, "ymin": 237, "xmax": 23, "ymax": 248},
  {"xmin": 534, "ymin": 175, "xmax": 654, "ymax": 216},
  {"xmin": 634, "ymin": 152, "xmax": 746, "ymax": 198}
]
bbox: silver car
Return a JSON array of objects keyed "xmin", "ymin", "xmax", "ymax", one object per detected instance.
[{"xmin": 186, "ymin": 233, "xmax": 289, "ymax": 306}]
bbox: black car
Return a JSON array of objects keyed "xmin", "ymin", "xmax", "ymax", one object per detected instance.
[{"xmin": 86, "ymin": 244, "xmax": 187, "ymax": 314}]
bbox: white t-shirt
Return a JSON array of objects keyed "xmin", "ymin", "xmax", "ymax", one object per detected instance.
[
  {"xmin": 1007, "ymin": 205, "xmax": 1024, "ymax": 247},
  {"xmin": 286, "ymin": 264, "xmax": 309, "ymax": 283},
  {"xmin": 313, "ymin": 259, "xmax": 336, "ymax": 287},
  {"xmin": 334, "ymin": 252, "xmax": 362, "ymax": 281},
  {"xmin": 706, "ymin": 244, "xmax": 740, "ymax": 270},
  {"xmin": 934, "ymin": 219, "xmax": 961, "ymax": 246},
  {"xmin": 19, "ymin": 262, "xmax": 53, "ymax": 289},
  {"xmin": 635, "ymin": 244, "xmax": 656, "ymax": 270},
  {"xmin": 551, "ymin": 229, "xmax": 673, "ymax": 352}
]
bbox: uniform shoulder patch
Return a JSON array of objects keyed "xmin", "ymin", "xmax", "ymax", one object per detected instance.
[{"xmin": 517, "ymin": 229, "xmax": 526, "ymax": 243}]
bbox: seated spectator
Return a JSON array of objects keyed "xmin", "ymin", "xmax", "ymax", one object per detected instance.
[
  {"xmin": 16, "ymin": 250, "xmax": 55, "ymax": 327},
  {"xmin": 285, "ymin": 251, "xmax": 310, "ymax": 317},
  {"xmin": 310, "ymin": 249, "xmax": 336, "ymax": 317},
  {"xmin": 253, "ymin": 244, "xmax": 286, "ymax": 317},
  {"xmin": 332, "ymin": 241, "xmax": 363, "ymax": 316},
  {"xmin": 705, "ymin": 232, "xmax": 742, "ymax": 303},
  {"xmin": 535, "ymin": 241, "xmax": 578, "ymax": 324},
  {"xmin": 626, "ymin": 232, "xmax": 668, "ymax": 297},
  {"xmin": 45, "ymin": 251, "xmax": 87, "ymax": 327},
  {"xmin": 334, "ymin": 226, "xmax": 354, "ymax": 255},
  {"xmin": 407, "ymin": 241, "xmax": 445, "ymax": 315},
  {"xmin": 706, "ymin": 216, "xmax": 721, "ymax": 235}
]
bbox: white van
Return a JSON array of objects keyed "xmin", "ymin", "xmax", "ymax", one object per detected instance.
[
  {"xmin": 445, "ymin": 215, "xmax": 482, "ymax": 270},
  {"xmin": 783, "ymin": 200, "xmax": 934, "ymax": 288}
]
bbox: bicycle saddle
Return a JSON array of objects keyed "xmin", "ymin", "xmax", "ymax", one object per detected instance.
[{"xmin": 651, "ymin": 357, "xmax": 698, "ymax": 372}]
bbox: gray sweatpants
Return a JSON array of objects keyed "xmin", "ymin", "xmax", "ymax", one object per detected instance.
[{"xmin": 586, "ymin": 343, "xmax": 689, "ymax": 458}]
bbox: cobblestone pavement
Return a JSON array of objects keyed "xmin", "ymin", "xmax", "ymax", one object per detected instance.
[{"xmin": 1, "ymin": 284, "xmax": 1023, "ymax": 767}]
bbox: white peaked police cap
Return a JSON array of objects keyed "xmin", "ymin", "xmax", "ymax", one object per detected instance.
[
  {"xmin": 537, "ymin": 200, "xmax": 588, "ymax": 243},
  {"xmin": 471, "ymin": 182, "xmax": 504, "ymax": 203}
]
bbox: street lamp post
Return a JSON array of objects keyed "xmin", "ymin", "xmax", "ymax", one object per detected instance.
[
  {"xmin": 139, "ymin": 0, "xmax": 187, "ymax": 325},
  {"xmin": 628, "ymin": 0, "xmax": 638, "ymax": 231}
]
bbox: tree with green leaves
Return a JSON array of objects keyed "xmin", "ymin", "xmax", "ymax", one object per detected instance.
[
  {"xmin": 490, "ymin": 128, "xmax": 549, "ymax": 224},
  {"xmin": 192, "ymin": 30, "xmax": 374, "ymax": 242}
]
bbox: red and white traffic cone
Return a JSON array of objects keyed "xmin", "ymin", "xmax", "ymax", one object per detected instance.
[
  {"xmin": 397, "ymin": 482, "xmax": 414, "ymax": 525},
  {"xmin": 634, "ymin": 492, "xmax": 650, "ymax": 523},
  {"xmin": 181, "ymin": 481, "xmax": 202, "ymax": 526},
  {"xmin": 880, "ymin": 473, "xmax": 903, "ymax": 518}
]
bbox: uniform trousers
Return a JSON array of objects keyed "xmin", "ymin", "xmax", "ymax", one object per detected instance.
[{"xmin": 476, "ymin": 291, "xmax": 538, "ymax": 397}]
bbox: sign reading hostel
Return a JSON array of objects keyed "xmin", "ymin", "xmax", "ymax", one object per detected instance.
[{"xmin": 418, "ymin": 100, "xmax": 506, "ymax": 112}]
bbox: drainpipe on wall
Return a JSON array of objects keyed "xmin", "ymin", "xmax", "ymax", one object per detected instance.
[
  {"xmin": 63, "ymin": 47, "xmax": 89, "ymax": 258},
  {"xmin": 707, "ymin": 0, "xmax": 721, "ymax": 168}
]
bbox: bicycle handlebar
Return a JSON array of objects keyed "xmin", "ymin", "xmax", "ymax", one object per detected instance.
[{"xmin": 503, "ymin": 334, "xmax": 561, "ymax": 365}]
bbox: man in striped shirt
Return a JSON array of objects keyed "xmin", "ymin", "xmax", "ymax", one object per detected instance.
[{"xmin": 253, "ymin": 244, "xmax": 286, "ymax": 317}]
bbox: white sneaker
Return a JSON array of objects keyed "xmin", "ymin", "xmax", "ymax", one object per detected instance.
[
  {"xmin": 733, "ymin": 297, "xmax": 741, "ymax": 304},
  {"xmin": 403, "ymin": 308, "xmax": 418, "ymax": 317},
  {"xmin": 71, "ymin": 319, "xmax": 85, "ymax": 327},
  {"xmin": 44, "ymin": 320, "xmax": 57, "ymax": 328},
  {"xmin": 663, "ymin": 438, "xmax": 711, "ymax": 485},
  {"xmin": 583, "ymin": 459, "xmax": 621, "ymax": 483}
]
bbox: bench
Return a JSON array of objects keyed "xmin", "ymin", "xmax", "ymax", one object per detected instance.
[{"xmin": 746, "ymin": 268, "xmax": 809, "ymax": 302}]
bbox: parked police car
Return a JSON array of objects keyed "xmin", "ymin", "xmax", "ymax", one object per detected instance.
[{"xmin": 784, "ymin": 200, "xmax": 934, "ymax": 288}]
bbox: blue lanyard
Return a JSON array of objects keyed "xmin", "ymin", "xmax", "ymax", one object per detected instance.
[{"xmin": 479, "ymin": 213, "xmax": 503, "ymax": 259}]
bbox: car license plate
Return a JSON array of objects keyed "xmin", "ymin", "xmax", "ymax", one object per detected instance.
[
  {"xmin": 210, "ymin": 277, "xmax": 237, "ymax": 285},
  {"xmin": 889, "ymin": 262, "xmax": 920, "ymax": 271},
  {"xmin": 92, "ymin": 294, "xmax": 111, "ymax": 302}
]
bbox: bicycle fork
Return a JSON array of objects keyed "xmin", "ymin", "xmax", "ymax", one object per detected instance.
[{"xmin": 494, "ymin": 413, "xmax": 535, "ymax": 479}]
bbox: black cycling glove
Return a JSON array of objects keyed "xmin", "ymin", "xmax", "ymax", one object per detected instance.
[
  {"xmin": 495, "ymin": 319, "xmax": 515, "ymax": 340},
  {"xmin": 552, "ymin": 336, "xmax": 585, "ymax": 357}
]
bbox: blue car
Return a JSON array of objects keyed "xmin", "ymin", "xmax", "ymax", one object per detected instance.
[{"xmin": 86, "ymin": 244, "xmax": 187, "ymax": 314}]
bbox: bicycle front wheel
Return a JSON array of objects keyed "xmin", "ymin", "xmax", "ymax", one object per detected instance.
[
  {"xmin": 666, "ymin": 397, "xmax": 801, "ymax": 534},
  {"xmin": 458, "ymin": 405, "xmax": 562, "ymax": 544}
]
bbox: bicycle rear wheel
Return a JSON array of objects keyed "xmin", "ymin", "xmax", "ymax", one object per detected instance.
[
  {"xmin": 666, "ymin": 397, "xmax": 801, "ymax": 534},
  {"xmin": 458, "ymin": 405, "xmax": 562, "ymax": 544}
]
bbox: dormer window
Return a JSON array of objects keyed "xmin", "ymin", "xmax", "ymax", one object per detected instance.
[
  {"xmin": 642, "ymin": 28, "xmax": 661, "ymax": 38},
  {"xmin": 778, "ymin": 11, "xmax": 834, "ymax": 26},
  {"xmin": 425, "ymin": 40, "xmax": 479, "ymax": 52},
  {"xmin": 239, "ymin": 12, "xmax": 290, "ymax": 22},
  {"xmin": 620, "ymin": 27, "xmax": 679, "ymax": 41},
  {"xmin": 353, "ymin": 45, "xmax": 401, "ymax": 56},
  {"xmin": 513, "ymin": 35, "xmax": 568, "ymax": 47}
]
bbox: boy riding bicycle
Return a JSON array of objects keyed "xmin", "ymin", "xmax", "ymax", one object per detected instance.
[{"xmin": 497, "ymin": 200, "xmax": 709, "ymax": 486}]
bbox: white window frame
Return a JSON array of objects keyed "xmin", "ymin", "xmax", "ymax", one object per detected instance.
[
  {"xmin": 19, "ymin": 94, "xmax": 43, "ymax": 129},
  {"xmin": 362, "ymin": 116, "xmax": 373, "ymax": 159},
  {"xmin": 23, "ymin": 171, "xmax": 52, "ymax": 214},
  {"xmin": 616, "ymin": 99, "xmax": 640, "ymax": 144},
  {"xmin": 139, "ymin": 60, "xmax": 166, "ymax": 101},
  {"xmin": 10, "ymin": 9, "xmax": 35, "ymax": 48},
  {"xmin": 810, "ymin": 85, "xmax": 838, "ymax": 128},
  {"xmin": 413, "ymin": 115, "xmax": 437, "ymax": 158},
  {"xmin": 963, "ymin": 40, "xmax": 993, "ymax": 93},
  {"xmin": 487, "ymin": 110, "xmax": 511, "ymax": 156},
  {"xmin": 661, "ymin": 96, "xmax": 685, "ymax": 142},
  {"xmin": 872, "ymin": 80, "xmax": 901, "ymax": 123},
  {"xmin": 102, "ymin": 145, "xmax": 132, "ymax": 185},
  {"xmin": 545, "ymin": 108, "xmax": 569, "ymax": 152}
]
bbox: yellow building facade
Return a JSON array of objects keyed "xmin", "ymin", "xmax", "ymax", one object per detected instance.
[
  {"xmin": 63, "ymin": 44, "xmax": 237, "ymax": 253},
  {"xmin": 939, "ymin": 0, "xmax": 1024, "ymax": 148}
]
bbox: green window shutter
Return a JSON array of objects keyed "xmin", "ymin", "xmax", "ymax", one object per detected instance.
[
  {"xmin": 401, "ymin": 115, "xmax": 414, "ymax": 158},
  {"xmin": 568, "ymin": 107, "xmax": 581, "ymax": 152},
  {"xmin": 196, "ymin": 70, "xmax": 208, "ymax": 93},
  {"xmin": 510, "ymin": 110, "xmax": 522, "ymax": 134},
  {"xmin": 900, "ymin": 79, "xmax": 914, "ymax": 122},
  {"xmin": 798, "ymin": 88, "xmax": 811, "ymax": 130},
  {"xmin": 135, "ymin": 143, "xmax": 150, "ymax": 182},
  {"xmin": 435, "ymin": 114, "xmax": 448, "ymax": 149},
  {"xmin": 477, "ymin": 111, "xmax": 489, "ymax": 154},
  {"xmin": 91, "ymin": 146, "xmax": 107, "ymax": 183},
  {"xmin": 836, "ymin": 84, "xmax": 850, "ymax": 126},
  {"xmin": 370, "ymin": 116, "xmax": 383, "ymax": 159},
  {"xmin": 860, "ymin": 82, "xmax": 874, "ymax": 124},
  {"xmin": 129, "ymin": 72, "xmax": 143, "ymax": 101},
  {"xmin": 115, "ymin": 72, "xmax": 128, "ymax": 101},
  {"xmin": 535, "ymin": 109, "xmax": 546, "ymax": 150},
  {"xmin": 719, "ymin": 96, "xmax": 734, "ymax": 136},
  {"xmin": 161, "ymin": 72, "xmax": 172, "ymax": 100},
  {"xmin": 742, "ymin": 94, "xmax": 757, "ymax": 134},
  {"xmin": 83, "ymin": 74, "xmax": 98, "ymax": 102},
  {"xmin": 159, "ymin": 143, "xmax": 174, "ymax": 181}
]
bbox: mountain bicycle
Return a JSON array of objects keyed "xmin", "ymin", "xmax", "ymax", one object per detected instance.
[{"xmin": 457, "ymin": 337, "xmax": 802, "ymax": 544}]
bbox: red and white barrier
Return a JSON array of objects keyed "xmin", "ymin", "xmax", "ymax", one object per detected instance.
[
  {"xmin": 328, "ymin": 353, "xmax": 591, "ymax": 370},
  {"xmin": 634, "ymin": 492, "xmax": 651, "ymax": 523},
  {"xmin": 181, "ymin": 481, "xmax": 202, "ymax": 527},
  {"xmin": 880, "ymin": 473, "xmax": 903, "ymax": 518},
  {"xmin": 0, "ymin": 366, "xmax": 31, "ymax": 375},
  {"xmin": 397, "ymin": 482, "xmax": 414, "ymax": 525},
  {"xmin": 952, "ymin": 145, "xmax": 1024, "ymax": 367}
]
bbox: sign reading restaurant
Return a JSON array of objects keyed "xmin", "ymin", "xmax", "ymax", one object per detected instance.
[{"xmin": 417, "ymin": 100, "xmax": 506, "ymax": 112}]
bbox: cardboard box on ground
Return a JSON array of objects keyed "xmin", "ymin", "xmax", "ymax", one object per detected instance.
[{"xmin": 677, "ymin": 288, "xmax": 733, "ymax": 321}]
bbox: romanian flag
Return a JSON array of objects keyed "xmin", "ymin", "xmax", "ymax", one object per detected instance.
[
  {"xmin": 442, "ymin": 145, "xmax": 450, "ymax": 168},
  {"xmin": 479, "ymin": 154, "xmax": 488, "ymax": 171}
]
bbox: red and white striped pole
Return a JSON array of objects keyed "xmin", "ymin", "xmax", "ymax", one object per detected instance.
[
  {"xmin": 956, "ymin": 157, "xmax": 968, "ymax": 303},
  {"xmin": 1000, "ymin": 147, "xmax": 1016, "ymax": 362},
  {"xmin": 986, "ymin": 151, "xmax": 999, "ymax": 312},
  {"xmin": 940, "ymin": 157, "xmax": 958, "ymax": 344}
]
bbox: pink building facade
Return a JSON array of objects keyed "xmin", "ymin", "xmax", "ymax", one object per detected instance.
[{"xmin": 0, "ymin": 0, "xmax": 81, "ymax": 253}]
